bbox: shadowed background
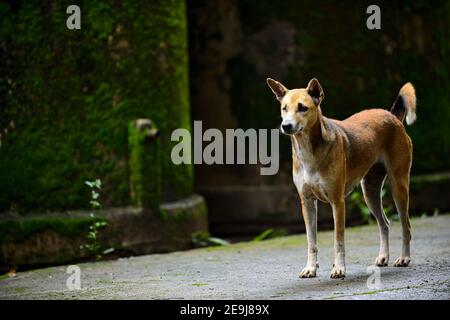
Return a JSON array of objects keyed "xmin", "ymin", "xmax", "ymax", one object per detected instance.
[{"xmin": 188, "ymin": 0, "xmax": 450, "ymax": 235}]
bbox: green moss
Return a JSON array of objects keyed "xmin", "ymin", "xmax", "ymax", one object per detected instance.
[
  {"xmin": 128, "ymin": 120, "xmax": 161, "ymax": 211},
  {"xmin": 0, "ymin": 0, "xmax": 193, "ymax": 214},
  {"xmin": 12, "ymin": 287, "xmax": 28, "ymax": 294},
  {"xmin": 159, "ymin": 196, "xmax": 208, "ymax": 223},
  {"xmin": 0, "ymin": 273, "xmax": 10, "ymax": 281},
  {"xmin": 0, "ymin": 215, "xmax": 105, "ymax": 243},
  {"xmin": 172, "ymin": 208, "xmax": 187, "ymax": 221},
  {"xmin": 324, "ymin": 283, "xmax": 430, "ymax": 299}
]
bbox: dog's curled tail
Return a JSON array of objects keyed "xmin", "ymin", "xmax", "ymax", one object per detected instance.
[{"xmin": 390, "ymin": 82, "xmax": 417, "ymax": 125}]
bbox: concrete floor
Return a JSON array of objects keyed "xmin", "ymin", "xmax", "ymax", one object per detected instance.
[{"xmin": 1, "ymin": 215, "xmax": 449, "ymax": 299}]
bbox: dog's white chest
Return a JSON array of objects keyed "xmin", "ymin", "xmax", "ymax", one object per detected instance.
[
  {"xmin": 293, "ymin": 167, "xmax": 327, "ymax": 199},
  {"xmin": 292, "ymin": 136, "xmax": 329, "ymax": 201},
  {"xmin": 294, "ymin": 167, "xmax": 318, "ymax": 185}
]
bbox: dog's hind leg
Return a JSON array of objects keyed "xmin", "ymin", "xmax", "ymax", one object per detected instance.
[
  {"xmin": 387, "ymin": 171, "xmax": 412, "ymax": 267},
  {"xmin": 385, "ymin": 144, "xmax": 412, "ymax": 267},
  {"xmin": 361, "ymin": 163, "xmax": 390, "ymax": 266}
]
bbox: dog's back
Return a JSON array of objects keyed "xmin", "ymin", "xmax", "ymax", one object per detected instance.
[{"xmin": 326, "ymin": 84, "xmax": 416, "ymax": 184}]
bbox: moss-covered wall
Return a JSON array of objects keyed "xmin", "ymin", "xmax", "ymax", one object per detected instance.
[{"xmin": 0, "ymin": 0, "xmax": 193, "ymax": 213}]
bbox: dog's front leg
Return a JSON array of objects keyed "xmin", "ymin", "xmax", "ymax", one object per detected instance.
[
  {"xmin": 331, "ymin": 199, "xmax": 346, "ymax": 278},
  {"xmin": 299, "ymin": 196, "xmax": 318, "ymax": 278}
]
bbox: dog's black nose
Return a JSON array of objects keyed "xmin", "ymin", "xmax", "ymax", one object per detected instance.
[{"xmin": 282, "ymin": 123, "xmax": 293, "ymax": 132}]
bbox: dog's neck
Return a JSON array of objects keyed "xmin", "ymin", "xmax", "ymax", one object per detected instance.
[{"xmin": 291, "ymin": 107, "xmax": 330, "ymax": 166}]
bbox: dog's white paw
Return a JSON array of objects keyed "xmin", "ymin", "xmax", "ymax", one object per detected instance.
[
  {"xmin": 375, "ymin": 254, "xmax": 389, "ymax": 267},
  {"xmin": 393, "ymin": 256, "xmax": 411, "ymax": 267},
  {"xmin": 299, "ymin": 267, "xmax": 317, "ymax": 278},
  {"xmin": 330, "ymin": 265, "xmax": 346, "ymax": 279}
]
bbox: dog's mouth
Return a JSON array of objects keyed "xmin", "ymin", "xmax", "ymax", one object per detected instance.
[{"xmin": 280, "ymin": 125, "xmax": 303, "ymax": 135}]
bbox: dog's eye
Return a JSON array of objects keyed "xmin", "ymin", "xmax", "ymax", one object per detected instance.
[
  {"xmin": 297, "ymin": 103, "xmax": 308, "ymax": 112},
  {"xmin": 282, "ymin": 106, "xmax": 287, "ymax": 112}
]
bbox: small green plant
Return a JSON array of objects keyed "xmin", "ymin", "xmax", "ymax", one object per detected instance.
[
  {"xmin": 191, "ymin": 231, "xmax": 230, "ymax": 248},
  {"xmin": 350, "ymin": 187, "xmax": 394, "ymax": 223},
  {"xmin": 433, "ymin": 208, "xmax": 440, "ymax": 216},
  {"xmin": 252, "ymin": 228, "xmax": 288, "ymax": 242},
  {"xmin": 81, "ymin": 179, "xmax": 114, "ymax": 260}
]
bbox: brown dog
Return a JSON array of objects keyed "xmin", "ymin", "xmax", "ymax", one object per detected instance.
[{"xmin": 267, "ymin": 78, "xmax": 416, "ymax": 278}]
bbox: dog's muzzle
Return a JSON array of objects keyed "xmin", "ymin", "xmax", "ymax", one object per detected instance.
[
  {"xmin": 282, "ymin": 123, "xmax": 294, "ymax": 134},
  {"xmin": 281, "ymin": 121, "xmax": 301, "ymax": 135}
]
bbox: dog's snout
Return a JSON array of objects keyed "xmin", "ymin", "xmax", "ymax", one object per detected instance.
[{"xmin": 282, "ymin": 123, "xmax": 293, "ymax": 132}]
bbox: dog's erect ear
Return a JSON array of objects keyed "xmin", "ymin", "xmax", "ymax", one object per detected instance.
[
  {"xmin": 266, "ymin": 78, "xmax": 288, "ymax": 102},
  {"xmin": 306, "ymin": 78, "xmax": 324, "ymax": 105}
]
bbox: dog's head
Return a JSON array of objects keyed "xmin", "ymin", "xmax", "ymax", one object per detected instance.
[{"xmin": 266, "ymin": 78, "xmax": 324, "ymax": 135}]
